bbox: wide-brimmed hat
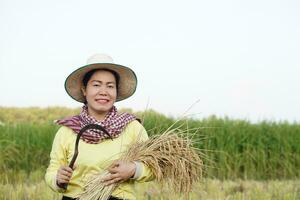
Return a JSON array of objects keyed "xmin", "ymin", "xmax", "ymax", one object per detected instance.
[{"xmin": 65, "ymin": 54, "xmax": 137, "ymax": 103}]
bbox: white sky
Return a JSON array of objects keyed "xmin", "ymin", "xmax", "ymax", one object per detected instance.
[{"xmin": 1, "ymin": 0, "xmax": 300, "ymax": 122}]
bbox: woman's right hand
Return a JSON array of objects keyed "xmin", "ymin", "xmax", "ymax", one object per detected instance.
[{"xmin": 56, "ymin": 166, "xmax": 74, "ymax": 187}]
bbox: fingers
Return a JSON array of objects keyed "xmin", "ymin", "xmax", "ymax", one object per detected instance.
[
  {"xmin": 104, "ymin": 177, "xmax": 122, "ymax": 186},
  {"xmin": 108, "ymin": 166, "xmax": 119, "ymax": 174},
  {"xmin": 102, "ymin": 173, "xmax": 119, "ymax": 182},
  {"xmin": 60, "ymin": 167, "xmax": 73, "ymax": 176},
  {"xmin": 102, "ymin": 161, "xmax": 136, "ymax": 186},
  {"xmin": 108, "ymin": 160, "xmax": 120, "ymax": 169},
  {"xmin": 108, "ymin": 160, "xmax": 122, "ymax": 174},
  {"xmin": 57, "ymin": 174, "xmax": 71, "ymax": 184},
  {"xmin": 58, "ymin": 166, "xmax": 73, "ymax": 174},
  {"xmin": 56, "ymin": 166, "xmax": 74, "ymax": 185},
  {"xmin": 102, "ymin": 174, "xmax": 123, "ymax": 186}
]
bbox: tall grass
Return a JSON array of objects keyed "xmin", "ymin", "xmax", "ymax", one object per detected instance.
[
  {"xmin": 0, "ymin": 124, "xmax": 58, "ymax": 182},
  {"xmin": 141, "ymin": 113, "xmax": 300, "ymax": 179},
  {"xmin": 0, "ymin": 108, "xmax": 299, "ymax": 180}
]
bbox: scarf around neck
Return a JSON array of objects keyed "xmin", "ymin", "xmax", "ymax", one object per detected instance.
[{"xmin": 55, "ymin": 105, "xmax": 137, "ymax": 144}]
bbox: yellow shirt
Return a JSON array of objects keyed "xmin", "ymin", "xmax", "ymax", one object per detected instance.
[{"xmin": 45, "ymin": 120, "xmax": 154, "ymax": 199}]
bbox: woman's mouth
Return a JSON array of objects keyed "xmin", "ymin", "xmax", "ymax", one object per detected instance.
[{"xmin": 95, "ymin": 99, "xmax": 109, "ymax": 104}]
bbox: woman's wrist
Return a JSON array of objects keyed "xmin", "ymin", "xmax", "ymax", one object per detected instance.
[{"xmin": 131, "ymin": 161, "xmax": 142, "ymax": 179}]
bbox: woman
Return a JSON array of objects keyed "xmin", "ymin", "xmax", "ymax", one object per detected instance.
[{"xmin": 45, "ymin": 54, "xmax": 154, "ymax": 200}]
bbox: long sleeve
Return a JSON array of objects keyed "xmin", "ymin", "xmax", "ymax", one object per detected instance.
[
  {"xmin": 128, "ymin": 120, "xmax": 155, "ymax": 182},
  {"xmin": 44, "ymin": 126, "xmax": 70, "ymax": 192}
]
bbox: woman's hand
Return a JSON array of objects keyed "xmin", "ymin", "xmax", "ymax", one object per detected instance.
[
  {"xmin": 102, "ymin": 160, "xmax": 136, "ymax": 186},
  {"xmin": 56, "ymin": 166, "xmax": 74, "ymax": 187}
]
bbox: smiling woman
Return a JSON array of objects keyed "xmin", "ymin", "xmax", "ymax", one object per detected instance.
[{"xmin": 44, "ymin": 54, "xmax": 154, "ymax": 200}]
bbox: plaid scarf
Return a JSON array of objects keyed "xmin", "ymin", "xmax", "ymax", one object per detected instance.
[{"xmin": 55, "ymin": 105, "xmax": 137, "ymax": 144}]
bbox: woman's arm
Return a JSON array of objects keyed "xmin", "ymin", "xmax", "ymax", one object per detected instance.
[
  {"xmin": 128, "ymin": 120, "xmax": 156, "ymax": 182},
  {"xmin": 102, "ymin": 120, "xmax": 155, "ymax": 186},
  {"xmin": 44, "ymin": 126, "xmax": 70, "ymax": 192}
]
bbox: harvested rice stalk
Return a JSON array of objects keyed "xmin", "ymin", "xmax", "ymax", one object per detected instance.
[{"xmin": 79, "ymin": 130, "xmax": 203, "ymax": 200}]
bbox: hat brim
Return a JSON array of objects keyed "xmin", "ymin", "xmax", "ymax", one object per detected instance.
[{"xmin": 65, "ymin": 63, "xmax": 137, "ymax": 103}]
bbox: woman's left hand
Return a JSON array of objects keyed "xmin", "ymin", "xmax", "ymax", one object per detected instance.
[{"xmin": 102, "ymin": 160, "xmax": 136, "ymax": 186}]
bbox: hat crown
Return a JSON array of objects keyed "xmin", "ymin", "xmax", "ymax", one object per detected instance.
[{"xmin": 86, "ymin": 54, "xmax": 114, "ymax": 64}]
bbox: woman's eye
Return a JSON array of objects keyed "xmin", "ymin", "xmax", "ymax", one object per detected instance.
[
  {"xmin": 93, "ymin": 84, "xmax": 100, "ymax": 87},
  {"xmin": 108, "ymin": 85, "xmax": 115, "ymax": 89}
]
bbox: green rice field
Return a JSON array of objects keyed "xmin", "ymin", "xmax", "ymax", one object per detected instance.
[{"xmin": 0, "ymin": 107, "xmax": 299, "ymax": 199}]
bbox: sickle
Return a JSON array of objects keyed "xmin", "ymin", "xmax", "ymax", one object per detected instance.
[{"xmin": 61, "ymin": 124, "xmax": 112, "ymax": 190}]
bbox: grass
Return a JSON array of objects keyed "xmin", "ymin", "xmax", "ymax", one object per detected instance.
[
  {"xmin": 0, "ymin": 124, "xmax": 58, "ymax": 174},
  {"xmin": 0, "ymin": 107, "xmax": 299, "ymax": 199},
  {"xmin": 1, "ymin": 118, "xmax": 299, "ymax": 180},
  {"xmin": 0, "ymin": 171, "xmax": 299, "ymax": 200}
]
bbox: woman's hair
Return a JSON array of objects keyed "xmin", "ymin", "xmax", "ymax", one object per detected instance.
[
  {"xmin": 82, "ymin": 68, "xmax": 120, "ymax": 89},
  {"xmin": 82, "ymin": 69, "xmax": 120, "ymax": 104}
]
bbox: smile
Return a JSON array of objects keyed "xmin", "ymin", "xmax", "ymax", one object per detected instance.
[{"xmin": 96, "ymin": 99, "xmax": 109, "ymax": 104}]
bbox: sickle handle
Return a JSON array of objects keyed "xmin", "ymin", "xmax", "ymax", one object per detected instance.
[{"xmin": 61, "ymin": 124, "xmax": 111, "ymax": 190}]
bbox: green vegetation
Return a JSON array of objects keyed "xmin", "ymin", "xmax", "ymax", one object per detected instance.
[
  {"xmin": 0, "ymin": 107, "xmax": 299, "ymax": 180},
  {"xmin": 0, "ymin": 107, "xmax": 299, "ymax": 199},
  {"xmin": 0, "ymin": 106, "xmax": 80, "ymax": 124}
]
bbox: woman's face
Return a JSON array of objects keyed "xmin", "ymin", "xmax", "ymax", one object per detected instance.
[{"xmin": 81, "ymin": 70, "xmax": 117, "ymax": 120}]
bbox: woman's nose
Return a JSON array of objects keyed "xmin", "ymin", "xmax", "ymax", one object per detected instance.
[{"xmin": 98, "ymin": 87, "xmax": 108, "ymax": 95}]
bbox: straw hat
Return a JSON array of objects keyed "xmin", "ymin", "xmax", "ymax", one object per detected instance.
[{"xmin": 65, "ymin": 54, "xmax": 137, "ymax": 103}]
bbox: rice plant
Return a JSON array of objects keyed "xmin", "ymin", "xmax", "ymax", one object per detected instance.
[{"xmin": 0, "ymin": 108, "xmax": 299, "ymax": 180}]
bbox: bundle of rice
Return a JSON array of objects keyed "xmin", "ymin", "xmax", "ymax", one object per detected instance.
[{"xmin": 79, "ymin": 129, "xmax": 203, "ymax": 200}]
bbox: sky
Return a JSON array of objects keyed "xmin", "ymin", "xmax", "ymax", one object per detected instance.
[{"xmin": 1, "ymin": 0, "xmax": 300, "ymax": 122}]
